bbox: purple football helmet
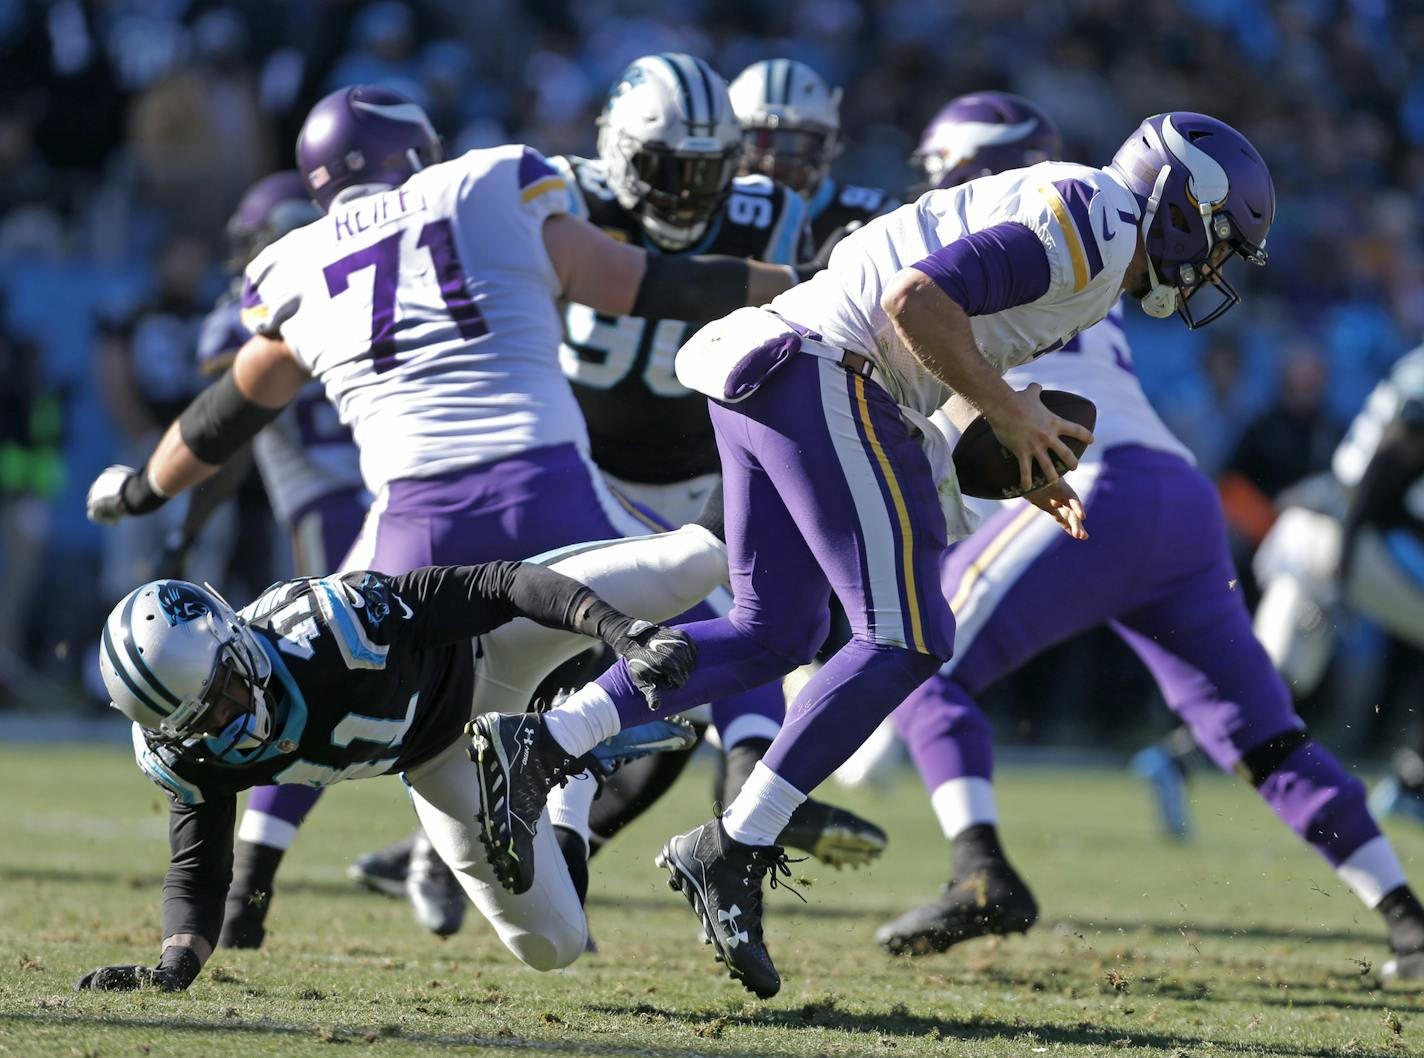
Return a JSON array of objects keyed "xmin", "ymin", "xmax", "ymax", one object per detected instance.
[
  {"xmin": 1110, "ymin": 112, "xmax": 1274, "ymax": 328},
  {"xmin": 912, "ymin": 92, "xmax": 1062, "ymax": 193},
  {"xmin": 225, "ymin": 170, "xmax": 320, "ymax": 270},
  {"xmin": 296, "ymin": 85, "xmax": 442, "ymax": 212}
]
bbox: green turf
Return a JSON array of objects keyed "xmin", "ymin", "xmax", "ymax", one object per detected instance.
[{"xmin": 3, "ymin": 745, "xmax": 1423, "ymax": 1058}]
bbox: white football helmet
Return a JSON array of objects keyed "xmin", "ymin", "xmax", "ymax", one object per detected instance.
[
  {"xmin": 100, "ymin": 580, "xmax": 274, "ymax": 759},
  {"xmin": 597, "ymin": 53, "xmax": 743, "ymax": 251},
  {"xmin": 728, "ymin": 59, "xmax": 841, "ymax": 198}
]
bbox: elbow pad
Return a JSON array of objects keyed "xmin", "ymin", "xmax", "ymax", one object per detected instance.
[
  {"xmin": 632, "ymin": 254, "xmax": 751, "ymax": 323},
  {"xmin": 177, "ymin": 370, "xmax": 283, "ymax": 466}
]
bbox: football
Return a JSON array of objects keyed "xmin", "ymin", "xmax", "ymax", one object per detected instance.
[{"xmin": 952, "ymin": 389, "xmax": 1098, "ymax": 499}]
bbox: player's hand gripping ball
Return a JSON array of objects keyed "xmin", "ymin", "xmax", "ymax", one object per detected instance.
[{"xmin": 953, "ymin": 390, "xmax": 1097, "ymax": 500}]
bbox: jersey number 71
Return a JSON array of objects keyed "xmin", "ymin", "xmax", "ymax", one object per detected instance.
[{"xmin": 323, "ymin": 219, "xmax": 487, "ymax": 374}]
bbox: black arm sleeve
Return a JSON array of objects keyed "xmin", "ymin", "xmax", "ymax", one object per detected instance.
[
  {"xmin": 177, "ymin": 369, "xmax": 284, "ymax": 466},
  {"xmin": 161, "ymin": 795, "xmax": 236, "ymax": 949},
  {"xmin": 374, "ymin": 562, "xmax": 637, "ymax": 650},
  {"xmin": 631, "ymin": 254, "xmax": 753, "ymax": 324}
]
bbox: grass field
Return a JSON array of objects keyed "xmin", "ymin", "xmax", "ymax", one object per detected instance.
[{"xmin": 4, "ymin": 745, "xmax": 1424, "ymax": 1058}]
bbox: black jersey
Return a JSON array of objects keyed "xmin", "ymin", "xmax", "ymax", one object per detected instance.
[
  {"xmin": 553, "ymin": 156, "xmax": 807, "ymax": 484},
  {"xmin": 132, "ymin": 561, "xmax": 609, "ymax": 945},
  {"xmin": 805, "ymin": 177, "xmax": 897, "ymax": 259}
]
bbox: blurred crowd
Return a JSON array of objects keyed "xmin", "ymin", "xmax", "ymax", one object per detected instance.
[{"xmin": 2, "ymin": 0, "xmax": 1422, "ymax": 746}]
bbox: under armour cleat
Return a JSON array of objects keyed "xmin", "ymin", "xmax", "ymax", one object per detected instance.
[
  {"xmin": 1130, "ymin": 745, "xmax": 1192, "ymax": 840},
  {"xmin": 655, "ymin": 818, "xmax": 802, "ymax": 999},
  {"xmin": 779, "ymin": 799, "xmax": 888, "ymax": 869},
  {"xmin": 347, "ymin": 834, "xmax": 416, "ymax": 899},
  {"xmin": 469, "ymin": 712, "xmax": 583, "ymax": 895},
  {"xmin": 406, "ymin": 830, "xmax": 466, "ymax": 937},
  {"xmin": 588, "ymin": 717, "xmax": 698, "ymax": 778},
  {"xmin": 875, "ymin": 862, "xmax": 1039, "ymax": 956},
  {"xmin": 1370, "ymin": 776, "xmax": 1424, "ymax": 827}
]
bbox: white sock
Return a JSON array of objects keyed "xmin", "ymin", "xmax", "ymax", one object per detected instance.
[
  {"xmin": 1336, "ymin": 835, "xmax": 1407, "ymax": 908},
  {"xmin": 721, "ymin": 762, "xmax": 806, "ymax": 846},
  {"xmin": 929, "ymin": 777, "xmax": 998, "ymax": 841},
  {"xmin": 547, "ymin": 770, "xmax": 596, "ymax": 851},
  {"xmin": 236, "ymin": 810, "xmax": 299, "ymax": 850},
  {"xmin": 718, "ymin": 713, "xmax": 781, "ymax": 752},
  {"xmin": 543, "ymin": 683, "xmax": 621, "ymax": 757}
]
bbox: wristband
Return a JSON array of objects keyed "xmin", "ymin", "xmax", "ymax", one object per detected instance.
[{"xmin": 121, "ymin": 465, "xmax": 169, "ymax": 515}]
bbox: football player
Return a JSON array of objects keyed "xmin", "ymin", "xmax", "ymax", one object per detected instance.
[
  {"xmin": 470, "ymin": 108, "xmax": 1273, "ymax": 996},
  {"xmin": 163, "ymin": 170, "xmax": 380, "ymax": 948},
  {"xmin": 728, "ymin": 58, "xmax": 896, "ymax": 256},
  {"xmin": 75, "ymin": 534, "xmax": 714, "ymax": 992},
  {"xmin": 547, "ymin": 53, "xmax": 886, "ymax": 872},
  {"xmin": 869, "ymin": 96, "xmax": 1424, "ymax": 983},
  {"xmin": 86, "ymin": 85, "xmax": 796, "ymax": 945}
]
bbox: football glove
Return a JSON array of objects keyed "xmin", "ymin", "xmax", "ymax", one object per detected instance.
[
  {"xmin": 86, "ymin": 464, "xmax": 167, "ymax": 525},
  {"xmin": 608, "ymin": 620, "xmax": 698, "ymax": 711},
  {"xmin": 76, "ymin": 946, "xmax": 201, "ymax": 993}
]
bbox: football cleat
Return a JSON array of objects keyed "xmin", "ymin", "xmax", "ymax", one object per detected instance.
[
  {"xmin": 588, "ymin": 717, "xmax": 698, "ymax": 778},
  {"xmin": 347, "ymin": 834, "xmax": 415, "ymax": 899},
  {"xmin": 655, "ymin": 819, "xmax": 802, "ymax": 999},
  {"xmin": 405, "ymin": 831, "xmax": 466, "ymax": 937},
  {"xmin": 469, "ymin": 712, "xmax": 584, "ymax": 895},
  {"xmin": 1382, "ymin": 952, "xmax": 1424, "ymax": 981},
  {"xmin": 875, "ymin": 862, "xmax": 1039, "ymax": 956},
  {"xmin": 1130, "ymin": 745, "xmax": 1192, "ymax": 840},
  {"xmin": 779, "ymin": 799, "xmax": 888, "ymax": 869},
  {"xmin": 1369, "ymin": 775, "xmax": 1424, "ymax": 827}
]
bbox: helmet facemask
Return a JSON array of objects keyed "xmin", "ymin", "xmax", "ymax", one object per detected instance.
[
  {"xmin": 607, "ymin": 127, "xmax": 742, "ymax": 251},
  {"xmin": 740, "ymin": 123, "xmax": 837, "ymax": 198}
]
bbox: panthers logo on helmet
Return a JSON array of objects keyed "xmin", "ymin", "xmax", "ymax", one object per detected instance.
[{"xmin": 157, "ymin": 582, "xmax": 212, "ymax": 626}]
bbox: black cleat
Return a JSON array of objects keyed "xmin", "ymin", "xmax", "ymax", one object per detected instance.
[
  {"xmin": 655, "ymin": 819, "xmax": 801, "ymax": 999},
  {"xmin": 347, "ymin": 834, "xmax": 416, "ymax": 899},
  {"xmin": 779, "ymin": 799, "xmax": 888, "ymax": 869},
  {"xmin": 406, "ymin": 831, "xmax": 467, "ymax": 937},
  {"xmin": 876, "ymin": 863, "xmax": 1038, "ymax": 956},
  {"xmin": 469, "ymin": 712, "xmax": 583, "ymax": 895}
]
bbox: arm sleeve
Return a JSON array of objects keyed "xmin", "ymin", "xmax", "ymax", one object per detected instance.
[
  {"xmin": 340, "ymin": 562, "xmax": 631, "ymax": 650},
  {"xmin": 161, "ymin": 795, "xmax": 236, "ymax": 948},
  {"xmin": 631, "ymin": 254, "xmax": 752, "ymax": 322},
  {"xmin": 910, "ymin": 221, "xmax": 1051, "ymax": 316}
]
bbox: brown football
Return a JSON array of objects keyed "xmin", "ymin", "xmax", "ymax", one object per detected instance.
[{"xmin": 952, "ymin": 390, "xmax": 1097, "ymax": 500}]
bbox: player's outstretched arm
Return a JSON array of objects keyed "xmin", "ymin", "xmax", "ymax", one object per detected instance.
[
  {"xmin": 76, "ymin": 796, "xmax": 234, "ymax": 993},
  {"xmin": 542, "ymin": 213, "xmax": 795, "ymax": 323},
  {"xmin": 86, "ymin": 334, "xmax": 309, "ymax": 526}
]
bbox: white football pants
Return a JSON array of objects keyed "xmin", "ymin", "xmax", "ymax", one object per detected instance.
[{"xmin": 403, "ymin": 524, "xmax": 727, "ymax": 971}]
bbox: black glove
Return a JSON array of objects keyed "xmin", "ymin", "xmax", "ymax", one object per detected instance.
[
  {"xmin": 607, "ymin": 620, "xmax": 698, "ymax": 711},
  {"xmin": 792, "ymin": 226, "xmax": 850, "ymax": 284},
  {"xmin": 76, "ymin": 946, "xmax": 201, "ymax": 993}
]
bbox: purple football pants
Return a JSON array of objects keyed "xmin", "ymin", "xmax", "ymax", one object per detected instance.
[
  {"xmin": 893, "ymin": 444, "xmax": 1379, "ymax": 868},
  {"xmin": 593, "ymin": 353, "xmax": 955, "ymax": 793}
]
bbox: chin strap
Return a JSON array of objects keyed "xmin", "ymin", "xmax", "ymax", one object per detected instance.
[{"xmin": 1137, "ymin": 164, "xmax": 1178, "ymax": 320}]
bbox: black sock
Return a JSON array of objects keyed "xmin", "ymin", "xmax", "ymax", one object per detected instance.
[
  {"xmin": 719, "ymin": 737, "xmax": 772, "ymax": 807},
  {"xmin": 229, "ymin": 840, "xmax": 286, "ymax": 906},
  {"xmin": 692, "ymin": 481, "xmax": 725, "ymax": 544},
  {"xmin": 951, "ymin": 824, "xmax": 1008, "ymax": 879},
  {"xmin": 554, "ymin": 826, "xmax": 590, "ymax": 906},
  {"xmin": 1379, "ymin": 885, "xmax": 1424, "ymax": 954}
]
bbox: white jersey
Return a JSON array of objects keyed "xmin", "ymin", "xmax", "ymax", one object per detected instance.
[
  {"xmin": 770, "ymin": 161, "xmax": 1139, "ymax": 416},
  {"xmin": 242, "ymin": 145, "xmax": 587, "ymax": 492},
  {"xmin": 197, "ymin": 299, "xmax": 365, "ymax": 526}
]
